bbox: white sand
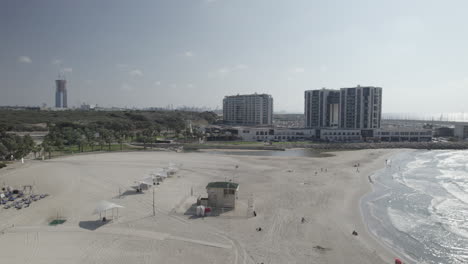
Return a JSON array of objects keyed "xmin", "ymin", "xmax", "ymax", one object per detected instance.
[{"xmin": 0, "ymin": 149, "xmax": 400, "ymax": 264}]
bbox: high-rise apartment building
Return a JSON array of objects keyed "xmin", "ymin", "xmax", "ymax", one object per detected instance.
[
  {"xmin": 223, "ymin": 94, "xmax": 273, "ymax": 125},
  {"xmin": 339, "ymin": 86, "xmax": 382, "ymax": 129},
  {"xmin": 55, "ymin": 79, "xmax": 67, "ymax": 108},
  {"xmin": 304, "ymin": 89, "xmax": 340, "ymax": 128},
  {"xmin": 304, "ymin": 86, "xmax": 382, "ymax": 129}
]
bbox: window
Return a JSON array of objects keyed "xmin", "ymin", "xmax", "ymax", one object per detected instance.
[{"xmin": 224, "ymin": 189, "xmax": 235, "ymax": 195}]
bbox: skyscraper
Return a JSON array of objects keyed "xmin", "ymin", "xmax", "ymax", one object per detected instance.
[
  {"xmin": 339, "ymin": 86, "xmax": 382, "ymax": 129},
  {"xmin": 304, "ymin": 89, "xmax": 340, "ymax": 128},
  {"xmin": 304, "ymin": 86, "xmax": 382, "ymax": 129},
  {"xmin": 55, "ymin": 79, "xmax": 67, "ymax": 108},
  {"xmin": 223, "ymin": 93, "xmax": 273, "ymax": 125}
]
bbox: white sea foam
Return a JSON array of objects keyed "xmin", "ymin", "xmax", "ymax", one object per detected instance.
[
  {"xmin": 388, "ymin": 207, "xmax": 431, "ymax": 234},
  {"xmin": 436, "ymin": 151, "xmax": 468, "ymax": 171},
  {"xmin": 366, "ymin": 150, "xmax": 468, "ymax": 264},
  {"xmin": 441, "ymin": 181, "xmax": 468, "ymax": 205}
]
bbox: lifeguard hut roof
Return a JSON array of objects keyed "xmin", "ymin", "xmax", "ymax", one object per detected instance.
[{"xmin": 206, "ymin": 182, "xmax": 239, "ymax": 190}]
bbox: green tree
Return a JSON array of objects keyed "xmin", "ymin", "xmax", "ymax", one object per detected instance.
[
  {"xmin": 41, "ymin": 141, "xmax": 53, "ymax": 159},
  {"xmin": 21, "ymin": 134, "xmax": 35, "ymax": 157},
  {"xmin": 0, "ymin": 142, "xmax": 7, "ymax": 160},
  {"xmin": 2, "ymin": 136, "xmax": 17, "ymax": 159},
  {"xmin": 84, "ymin": 128, "xmax": 96, "ymax": 151},
  {"xmin": 32, "ymin": 145, "xmax": 41, "ymax": 159},
  {"xmin": 114, "ymin": 131, "xmax": 125, "ymax": 151}
]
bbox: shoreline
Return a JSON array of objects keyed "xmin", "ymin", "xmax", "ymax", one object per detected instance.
[
  {"xmin": 358, "ymin": 150, "xmax": 413, "ymax": 263},
  {"xmin": 332, "ymin": 149, "xmax": 403, "ymax": 263},
  {"xmin": 0, "ymin": 149, "xmax": 404, "ymax": 263}
]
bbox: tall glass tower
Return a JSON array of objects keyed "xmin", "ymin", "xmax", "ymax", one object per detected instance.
[{"xmin": 55, "ymin": 79, "xmax": 67, "ymax": 108}]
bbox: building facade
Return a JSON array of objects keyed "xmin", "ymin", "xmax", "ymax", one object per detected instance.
[
  {"xmin": 233, "ymin": 126, "xmax": 431, "ymax": 142},
  {"xmin": 304, "ymin": 89, "xmax": 340, "ymax": 128},
  {"xmin": 305, "ymin": 86, "xmax": 382, "ymax": 129},
  {"xmin": 206, "ymin": 182, "xmax": 239, "ymax": 209},
  {"xmin": 340, "ymin": 86, "xmax": 382, "ymax": 129},
  {"xmin": 454, "ymin": 123, "xmax": 468, "ymax": 140},
  {"xmin": 55, "ymin": 79, "xmax": 67, "ymax": 108},
  {"xmin": 223, "ymin": 94, "xmax": 273, "ymax": 125}
]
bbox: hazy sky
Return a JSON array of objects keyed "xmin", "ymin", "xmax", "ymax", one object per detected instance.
[{"xmin": 1, "ymin": 0, "xmax": 468, "ymax": 113}]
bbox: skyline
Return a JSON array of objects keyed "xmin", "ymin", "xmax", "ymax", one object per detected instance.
[{"xmin": 2, "ymin": 0, "xmax": 468, "ymax": 114}]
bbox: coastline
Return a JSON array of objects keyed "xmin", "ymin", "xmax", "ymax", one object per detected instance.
[
  {"xmin": 0, "ymin": 149, "xmax": 404, "ymax": 263},
  {"xmin": 320, "ymin": 149, "xmax": 403, "ymax": 263},
  {"xmin": 358, "ymin": 150, "xmax": 414, "ymax": 264}
]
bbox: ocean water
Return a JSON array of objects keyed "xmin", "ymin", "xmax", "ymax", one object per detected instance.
[{"xmin": 361, "ymin": 150, "xmax": 468, "ymax": 264}]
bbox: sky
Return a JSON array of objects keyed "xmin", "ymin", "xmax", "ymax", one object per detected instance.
[{"xmin": 1, "ymin": 0, "xmax": 468, "ymax": 114}]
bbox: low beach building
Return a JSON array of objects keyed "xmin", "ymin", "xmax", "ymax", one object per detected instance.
[
  {"xmin": 454, "ymin": 123, "xmax": 468, "ymax": 140},
  {"xmin": 206, "ymin": 182, "xmax": 239, "ymax": 209},
  {"xmin": 375, "ymin": 128, "xmax": 432, "ymax": 142}
]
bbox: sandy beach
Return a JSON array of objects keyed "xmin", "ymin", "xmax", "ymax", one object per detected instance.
[{"xmin": 0, "ymin": 149, "xmax": 400, "ymax": 264}]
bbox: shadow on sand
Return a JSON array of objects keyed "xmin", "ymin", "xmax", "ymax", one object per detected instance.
[
  {"xmin": 79, "ymin": 220, "xmax": 109, "ymax": 231},
  {"xmin": 113, "ymin": 188, "xmax": 145, "ymax": 199}
]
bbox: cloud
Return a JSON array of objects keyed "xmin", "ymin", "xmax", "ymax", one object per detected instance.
[
  {"xmin": 154, "ymin": 81, "xmax": 161, "ymax": 86},
  {"xmin": 291, "ymin": 67, "xmax": 305, "ymax": 73},
  {"xmin": 217, "ymin": 67, "xmax": 230, "ymax": 75},
  {"xmin": 215, "ymin": 64, "xmax": 248, "ymax": 76},
  {"xmin": 171, "ymin": 83, "xmax": 177, "ymax": 88},
  {"xmin": 234, "ymin": 64, "xmax": 248, "ymax": 70},
  {"xmin": 183, "ymin": 51, "xmax": 194, "ymax": 57},
  {"xmin": 120, "ymin": 83, "xmax": 134, "ymax": 92},
  {"xmin": 203, "ymin": 0, "xmax": 217, "ymax": 3},
  {"xmin": 18, "ymin": 56, "xmax": 32, "ymax": 64},
  {"xmin": 129, "ymin": 69, "xmax": 143, "ymax": 77},
  {"xmin": 187, "ymin": 83, "xmax": 194, "ymax": 88},
  {"xmin": 52, "ymin": 59, "xmax": 62, "ymax": 65},
  {"xmin": 62, "ymin": 67, "xmax": 72, "ymax": 73}
]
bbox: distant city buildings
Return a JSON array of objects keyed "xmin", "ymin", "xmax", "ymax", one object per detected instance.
[
  {"xmin": 305, "ymin": 85, "xmax": 382, "ymax": 129},
  {"xmin": 55, "ymin": 79, "xmax": 67, "ymax": 108},
  {"xmin": 223, "ymin": 93, "xmax": 273, "ymax": 126}
]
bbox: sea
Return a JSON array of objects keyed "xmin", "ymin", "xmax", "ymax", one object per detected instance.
[{"xmin": 361, "ymin": 150, "xmax": 468, "ymax": 264}]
